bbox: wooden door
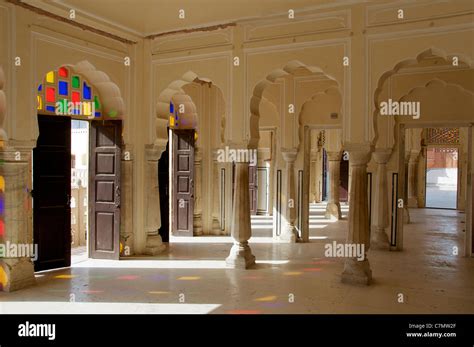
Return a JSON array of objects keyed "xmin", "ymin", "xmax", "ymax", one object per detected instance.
[
  {"xmin": 172, "ymin": 129, "xmax": 194, "ymax": 236},
  {"xmin": 322, "ymin": 149, "xmax": 328, "ymax": 201},
  {"xmin": 89, "ymin": 121, "xmax": 121, "ymax": 259},
  {"xmin": 339, "ymin": 155, "xmax": 349, "ymax": 202},
  {"xmin": 33, "ymin": 115, "xmax": 71, "ymax": 271},
  {"xmin": 249, "ymin": 164, "xmax": 258, "ymax": 215},
  {"xmin": 158, "ymin": 140, "xmax": 170, "ymax": 242}
]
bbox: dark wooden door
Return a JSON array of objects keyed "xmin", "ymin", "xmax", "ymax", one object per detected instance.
[
  {"xmin": 339, "ymin": 155, "xmax": 349, "ymax": 202},
  {"xmin": 33, "ymin": 115, "xmax": 71, "ymax": 271},
  {"xmin": 322, "ymin": 149, "xmax": 328, "ymax": 201},
  {"xmin": 158, "ymin": 140, "xmax": 169, "ymax": 242},
  {"xmin": 249, "ymin": 164, "xmax": 258, "ymax": 215},
  {"xmin": 89, "ymin": 121, "xmax": 121, "ymax": 259},
  {"xmin": 172, "ymin": 129, "xmax": 194, "ymax": 236}
]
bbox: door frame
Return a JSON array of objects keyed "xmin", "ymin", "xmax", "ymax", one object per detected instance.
[{"xmin": 396, "ymin": 122, "xmax": 473, "ymax": 256}]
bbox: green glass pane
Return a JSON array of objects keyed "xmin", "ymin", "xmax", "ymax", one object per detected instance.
[
  {"xmin": 108, "ymin": 110, "xmax": 117, "ymax": 118},
  {"xmin": 94, "ymin": 96, "xmax": 101, "ymax": 109},
  {"xmin": 72, "ymin": 76, "xmax": 80, "ymax": 89}
]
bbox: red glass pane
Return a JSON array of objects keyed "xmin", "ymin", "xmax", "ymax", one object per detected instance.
[
  {"xmin": 46, "ymin": 87, "xmax": 55, "ymax": 103},
  {"xmin": 72, "ymin": 91, "xmax": 80, "ymax": 103},
  {"xmin": 58, "ymin": 67, "xmax": 68, "ymax": 78}
]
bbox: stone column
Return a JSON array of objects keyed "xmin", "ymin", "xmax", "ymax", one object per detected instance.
[
  {"xmin": 0, "ymin": 148, "xmax": 36, "ymax": 292},
  {"xmin": 341, "ymin": 144, "xmax": 372, "ymax": 285},
  {"xmin": 371, "ymin": 149, "xmax": 391, "ymax": 250},
  {"xmin": 407, "ymin": 150, "xmax": 419, "ymax": 208},
  {"xmin": 144, "ymin": 144, "xmax": 166, "ymax": 255},
  {"xmin": 280, "ymin": 148, "xmax": 298, "ymax": 243},
  {"xmin": 325, "ymin": 151, "xmax": 343, "ymax": 220},
  {"xmin": 193, "ymin": 148, "xmax": 203, "ymax": 235},
  {"xmin": 120, "ymin": 145, "xmax": 134, "ymax": 256},
  {"xmin": 403, "ymin": 151, "xmax": 411, "ymax": 224},
  {"xmin": 226, "ymin": 160, "xmax": 255, "ymax": 269},
  {"xmin": 310, "ymin": 152, "xmax": 317, "ymax": 203},
  {"xmin": 211, "ymin": 149, "xmax": 222, "ymax": 234}
]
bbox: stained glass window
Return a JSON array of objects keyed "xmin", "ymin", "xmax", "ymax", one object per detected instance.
[
  {"xmin": 426, "ymin": 128, "xmax": 460, "ymax": 145},
  {"xmin": 36, "ymin": 66, "xmax": 114, "ymax": 120}
]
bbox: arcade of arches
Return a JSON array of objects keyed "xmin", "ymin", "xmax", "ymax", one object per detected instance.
[{"xmin": 0, "ymin": 0, "xmax": 473, "ymax": 314}]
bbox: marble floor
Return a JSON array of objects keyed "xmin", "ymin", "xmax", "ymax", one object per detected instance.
[{"xmin": 0, "ymin": 203, "xmax": 473, "ymax": 314}]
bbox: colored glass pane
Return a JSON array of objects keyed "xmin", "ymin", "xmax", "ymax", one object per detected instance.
[
  {"xmin": 59, "ymin": 99, "xmax": 68, "ymax": 114},
  {"xmin": 46, "ymin": 105, "xmax": 55, "ymax": 112},
  {"xmin": 58, "ymin": 67, "xmax": 68, "ymax": 78},
  {"xmin": 0, "ymin": 197, "xmax": 4, "ymax": 214},
  {"xmin": 0, "ymin": 176, "xmax": 4, "ymax": 191},
  {"xmin": 72, "ymin": 76, "xmax": 80, "ymax": 88},
  {"xmin": 46, "ymin": 71, "xmax": 54, "ymax": 84},
  {"xmin": 94, "ymin": 96, "xmax": 101, "ymax": 109},
  {"xmin": 46, "ymin": 87, "xmax": 55, "ymax": 103},
  {"xmin": 73, "ymin": 108, "xmax": 80, "ymax": 115},
  {"xmin": 37, "ymin": 96, "xmax": 43, "ymax": 110},
  {"xmin": 38, "ymin": 84, "xmax": 42, "ymax": 92},
  {"xmin": 94, "ymin": 112, "xmax": 101, "ymax": 118},
  {"xmin": 108, "ymin": 110, "xmax": 117, "ymax": 118},
  {"xmin": 170, "ymin": 103, "xmax": 174, "ymax": 113},
  {"xmin": 169, "ymin": 115, "xmax": 175, "ymax": 127},
  {"xmin": 83, "ymin": 103, "xmax": 92, "ymax": 116},
  {"xmin": 0, "ymin": 220, "xmax": 4, "ymax": 237},
  {"xmin": 72, "ymin": 91, "xmax": 80, "ymax": 103},
  {"xmin": 83, "ymin": 82, "xmax": 91, "ymax": 100},
  {"xmin": 58, "ymin": 81, "xmax": 68, "ymax": 96}
]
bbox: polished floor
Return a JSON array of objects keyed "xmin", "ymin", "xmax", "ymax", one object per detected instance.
[{"xmin": 0, "ymin": 204, "xmax": 473, "ymax": 314}]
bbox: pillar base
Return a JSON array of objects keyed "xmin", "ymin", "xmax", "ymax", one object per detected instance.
[
  {"xmin": 193, "ymin": 214, "xmax": 203, "ymax": 236},
  {"xmin": 325, "ymin": 202, "xmax": 342, "ymax": 220},
  {"xmin": 226, "ymin": 242, "xmax": 255, "ymax": 269},
  {"xmin": 341, "ymin": 258, "xmax": 372, "ymax": 285},
  {"xmin": 371, "ymin": 227, "xmax": 390, "ymax": 250},
  {"xmin": 403, "ymin": 207, "xmax": 411, "ymax": 224},
  {"xmin": 144, "ymin": 235, "xmax": 166, "ymax": 255},
  {"xmin": 1, "ymin": 258, "xmax": 36, "ymax": 292},
  {"xmin": 407, "ymin": 197, "xmax": 418, "ymax": 208}
]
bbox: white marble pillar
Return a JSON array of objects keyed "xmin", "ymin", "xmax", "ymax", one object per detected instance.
[
  {"xmin": 325, "ymin": 151, "xmax": 343, "ymax": 220},
  {"xmin": 211, "ymin": 149, "xmax": 222, "ymax": 234},
  {"xmin": 280, "ymin": 148, "xmax": 298, "ymax": 243},
  {"xmin": 341, "ymin": 144, "xmax": 372, "ymax": 285},
  {"xmin": 226, "ymin": 160, "xmax": 255, "ymax": 269},
  {"xmin": 0, "ymin": 148, "xmax": 36, "ymax": 292},
  {"xmin": 407, "ymin": 150, "xmax": 419, "ymax": 208},
  {"xmin": 371, "ymin": 149, "xmax": 391, "ymax": 250},
  {"xmin": 120, "ymin": 145, "xmax": 134, "ymax": 255},
  {"xmin": 193, "ymin": 148, "xmax": 203, "ymax": 235},
  {"xmin": 310, "ymin": 152, "xmax": 318, "ymax": 203},
  {"xmin": 403, "ymin": 151, "xmax": 411, "ymax": 224},
  {"xmin": 144, "ymin": 144, "xmax": 166, "ymax": 255}
]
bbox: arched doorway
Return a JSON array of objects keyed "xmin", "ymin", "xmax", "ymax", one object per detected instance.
[{"xmin": 33, "ymin": 62, "xmax": 125, "ymax": 271}]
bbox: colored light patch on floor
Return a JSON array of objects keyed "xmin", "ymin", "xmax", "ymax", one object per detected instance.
[
  {"xmin": 260, "ymin": 302, "xmax": 286, "ymax": 308},
  {"xmin": 116, "ymin": 275, "xmax": 139, "ymax": 280},
  {"xmin": 283, "ymin": 272, "xmax": 303, "ymax": 276},
  {"xmin": 81, "ymin": 290, "xmax": 104, "ymax": 294},
  {"xmin": 148, "ymin": 274, "xmax": 168, "ymax": 281},
  {"xmin": 226, "ymin": 309, "xmax": 261, "ymax": 314},
  {"xmin": 178, "ymin": 276, "xmax": 200, "ymax": 281},
  {"xmin": 303, "ymin": 268, "xmax": 322, "ymax": 272},
  {"xmin": 254, "ymin": 295, "xmax": 277, "ymax": 302},
  {"xmin": 311, "ymin": 260, "xmax": 332, "ymax": 265},
  {"xmin": 148, "ymin": 291, "xmax": 170, "ymax": 295},
  {"xmin": 54, "ymin": 275, "xmax": 77, "ymax": 279}
]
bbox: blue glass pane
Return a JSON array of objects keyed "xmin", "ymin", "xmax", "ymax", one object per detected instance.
[
  {"xmin": 38, "ymin": 84, "xmax": 42, "ymax": 92},
  {"xmin": 83, "ymin": 82, "xmax": 91, "ymax": 100},
  {"xmin": 0, "ymin": 197, "xmax": 4, "ymax": 214},
  {"xmin": 58, "ymin": 81, "xmax": 68, "ymax": 96},
  {"xmin": 169, "ymin": 103, "xmax": 174, "ymax": 113},
  {"xmin": 46, "ymin": 105, "xmax": 55, "ymax": 112},
  {"xmin": 95, "ymin": 112, "xmax": 101, "ymax": 118},
  {"xmin": 73, "ymin": 108, "xmax": 80, "ymax": 115}
]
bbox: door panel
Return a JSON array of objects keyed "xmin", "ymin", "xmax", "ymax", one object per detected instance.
[
  {"xmin": 33, "ymin": 115, "xmax": 71, "ymax": 271},
  {"xmin": 249, "ymin": 163, "xmax": 258, "ymax": 215},
  {"xmin": 89, "ymin": 121, "xmax": 121, "ymax": 259},
  {"xmin": 172, "ymin": 129, "xmax": 194, "ymax": 236}
]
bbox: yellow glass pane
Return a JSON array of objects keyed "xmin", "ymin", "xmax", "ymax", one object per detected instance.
[
  {"xmin": 46, "ymin": 71, "xmax": 54, "ymax": 84},
  {"xmin": 37, "ymin": 95, "xmax": 42, "ymax": 110},
  {"xmin": 83, "ymin": 102, "xmax": 92, "ymax": 116},
  {"xmin": 169, "ymin": 115, "xmax": 175, "ymax": 127},
  {"xmin": 0, "ymin": 176, "xmax": 4, "ymax": 191}
]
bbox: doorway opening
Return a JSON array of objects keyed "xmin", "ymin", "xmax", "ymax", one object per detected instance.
[{"xmin": 425, "ymin": 146, "xmax": 458, "ymax": 209}]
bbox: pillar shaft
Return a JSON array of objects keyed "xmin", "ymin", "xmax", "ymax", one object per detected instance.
[
  {"xmin": 341, "ymin": 144, "xmax": 372, "ymax": 285},
  {"xmin": 407, "ymin": 150, "xmax": 419, "ymax": 208},
  {"xmin": 325, "ymin": 151, "xmax": 343, "ymax": 219},
  {"xmin": 371, "ymin": 150, "xmax": 391, "ymax": 250},
  {"xmin": 193, "ymin": 148, "xmax": 203, "ymax": 235},
  {"xmin": 226, "ymin": 161, "xmax": 255, "ymax": 268},
  {"xmin": 280, "ymin": 148, "xmax": 298, "ymax": 242}
]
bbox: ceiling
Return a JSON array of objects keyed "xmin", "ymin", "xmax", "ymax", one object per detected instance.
[{"xmin": 26, "ymin": 0, "xmax": 359, "ymax": 37}]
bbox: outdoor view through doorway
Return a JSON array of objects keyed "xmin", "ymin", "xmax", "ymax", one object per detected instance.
[{"xmin": 425, "ymin": 147, "xmax": 458, "ymax": 209}]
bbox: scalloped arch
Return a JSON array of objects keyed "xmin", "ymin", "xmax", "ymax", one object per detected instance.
[
  {"xmin": 372, "ymin": 47, "xmax": 473, "ymax": 147},
  {"xmin": 249, "ymin": 60, "xmax": 339, "ymax": 149}
]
